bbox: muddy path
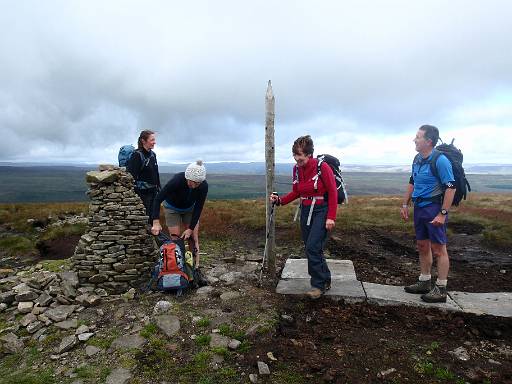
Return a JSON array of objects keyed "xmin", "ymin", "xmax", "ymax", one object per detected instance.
[
  {"xmin": 242, "ymin": 298, "xmax": 512, "ymax": 383},
  {"xmin": 325, "ymin": 226, "xmax": 512, "ymax": 293},
  {"xmin": 1, "ymin": 219, "xmax": 511, "ymax": 383}
]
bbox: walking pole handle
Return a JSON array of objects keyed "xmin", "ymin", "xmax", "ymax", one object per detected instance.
[{"xmin": 271, "ymin": 191, "xmax": 279, "ymax": 206}]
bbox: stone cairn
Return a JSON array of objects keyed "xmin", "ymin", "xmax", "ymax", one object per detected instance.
[{"xmin": 72, "ymin": 165, "xmax": 158, "ymax": 294}]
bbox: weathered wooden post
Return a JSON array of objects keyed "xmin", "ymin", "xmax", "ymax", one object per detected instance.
[{"xmin": 264, "ymin": 80, "xmax": 276, "ymax": 277}]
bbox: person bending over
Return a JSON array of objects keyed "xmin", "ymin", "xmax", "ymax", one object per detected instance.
[{"xmin": 151, "ymin": 160, "xmax": 208, "ymax": 267}]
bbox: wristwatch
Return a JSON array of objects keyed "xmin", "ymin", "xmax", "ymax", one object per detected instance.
[{"xmin": 440, "ymin": 209, "xmax": 448, "ymax": 215}]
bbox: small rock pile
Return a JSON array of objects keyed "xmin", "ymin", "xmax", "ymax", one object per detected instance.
[
  {"xmin": 0, "ymin": 269, "xmax": 101, "ymax": 350},
  {"xmin": 72, "ymin": 165, "xmax": 158, "ymax": 294}
]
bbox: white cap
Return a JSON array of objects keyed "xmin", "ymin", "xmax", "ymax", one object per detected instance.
[{"xmin": 185, "ymin": 160, "xmax": 206, "ymax": 183}]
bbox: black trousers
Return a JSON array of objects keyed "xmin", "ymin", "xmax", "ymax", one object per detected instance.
[
  {"xmin": 300, "ymin": 203, "xmax": 331, "ymax": 290},
  {"xmin": 135, "ymin": 188, "xmax": 158, "ymax": 224}
]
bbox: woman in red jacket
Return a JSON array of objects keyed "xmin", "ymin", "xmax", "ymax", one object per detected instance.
[{"xmin": 271, "ymin": 135, "xmax": 338, "ymax": 299}]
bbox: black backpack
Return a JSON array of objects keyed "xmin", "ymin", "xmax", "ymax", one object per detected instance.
[
  {"xmin": 416, "ymin": 139, "xmax": 471, "ymax": 206},
  {"xmin": 127, "ymin": 149, "xmax": 157, "ymax": 190},
  {"xmin": 316, "ymin": 154, "xmax": 348, "ymax": 204}
]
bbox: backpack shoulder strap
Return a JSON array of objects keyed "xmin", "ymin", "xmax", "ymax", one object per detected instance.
[
  {"xmin": 313, "ymin": 157, "xmax": 322, "ymax": 191},
  {"xmin": 134, "ymin": 149, "xmax": 151, "ymax": 173},
  {"xmin": 429, "ymin": 149, "xmax": 442, "ymax": 182},
  {"xmin": 317, "ymin": 156, "xmax": 323, "ymax": 173}
]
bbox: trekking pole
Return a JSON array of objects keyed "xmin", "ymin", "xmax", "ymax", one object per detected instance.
[{"xmin": 258, "ymin": 197, "xmax": 277, "ymax": 286}]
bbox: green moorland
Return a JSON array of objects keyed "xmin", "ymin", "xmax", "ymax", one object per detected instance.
[
  {"xmin": 1, "ymin": 193, "xmax": 511, "ymax": 259},
  {"xmin": 0, "ymin": 194, "xmax": 511, "ymax": 383},
  {"xmin": 1, "ymin": 166, "xmax": 512, "ymax": 202}
]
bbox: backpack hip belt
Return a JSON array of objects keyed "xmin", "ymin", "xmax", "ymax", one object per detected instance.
[
  {"xmin": 294, "ymin": 196, "xmax": 325, "ymax": 226},
  {"xmin": 135, "ymin": 181, "xmax": 157, "ymax": 190},
  {"xmin": 412, "ymin": 194, "xmax": 443, "ymax": 205}
]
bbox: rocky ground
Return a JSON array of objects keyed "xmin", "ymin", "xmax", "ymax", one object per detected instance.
[{"xmin": 1, "ymin": 213, "xmax": 511, "ymax": 383}]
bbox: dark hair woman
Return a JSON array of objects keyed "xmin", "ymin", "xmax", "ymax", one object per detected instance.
[
  {"xmin": 151, "ymin": 160, "xmax": 208, "ymax": 267},
  {"xmin": 270, "ymin": 135, "xmax": 338, "ymax": 299},
  {"xmin": 127, "ymin": 130, "xmax": 161, "ymax": 221}
]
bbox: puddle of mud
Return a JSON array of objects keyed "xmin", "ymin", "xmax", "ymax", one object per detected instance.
[{"xmin": 36, "ymin": 235, "xmax": 81, "ymax": 260}]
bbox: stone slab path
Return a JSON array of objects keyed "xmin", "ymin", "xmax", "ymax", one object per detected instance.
[
  {"xmin": 276, "ymin": 259, "xmax": 512, "ymax": 318},
  {"xmin": 276, "ymin": 279, "xmax": 366, "ymax": 303}
]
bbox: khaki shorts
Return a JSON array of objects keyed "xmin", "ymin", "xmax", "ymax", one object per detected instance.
[{"xmin": 164, "ymin": 206, "xmax": 193, "ymax": 229}]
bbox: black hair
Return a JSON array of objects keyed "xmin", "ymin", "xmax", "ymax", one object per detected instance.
[{"xmin": 419, "ymin": 125, "xmax": 439, "ymax": 147}]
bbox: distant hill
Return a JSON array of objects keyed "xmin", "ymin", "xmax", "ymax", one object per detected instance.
[
  {"xmin": 2, "ymin": 161, "xmax": 512, "ymax": 175},
  {"xmin": 156, "ymin": 162, "xmax": 512, "ymax": 175},
  {"xmin": 1, "ymin": 165, "xmax": 511, "ymax": 203}
]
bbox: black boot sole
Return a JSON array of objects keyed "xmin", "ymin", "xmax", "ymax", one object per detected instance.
[
  {"xmin": 420, "ymin": 295, "xmax": 447, "ymax": 303},
  {"xmin": 404, "ymin": 287, "xmax": 431, "ymax": 294}
]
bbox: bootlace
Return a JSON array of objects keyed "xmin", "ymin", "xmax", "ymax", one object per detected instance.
[{"xmin": 430, "ymin": 285, "xmax": 441, "ymax": 295}]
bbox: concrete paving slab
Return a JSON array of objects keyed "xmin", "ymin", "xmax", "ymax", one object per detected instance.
[
  {"xmin": 449, "ymin": 291, "xmax": 512, "ymax": 317},
  {"xmin": 276, "ymin": 278, "xmax": 366, "ymax": 303},
  {"xmin": 281, "ymin": 259, "xmax": 357, "ymax": 280},
  {"xmin": 363, "ymin": 282, "xmax": 461, "ymax": 312}
]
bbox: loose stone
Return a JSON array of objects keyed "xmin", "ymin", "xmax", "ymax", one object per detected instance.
[
  {"xmin": 85, "ymin": 345, "xmax": 101, "ymax": 356},
  {"xmin": 57, "ymin": 335, "xmax": 78, "ymax": 354},
  {"xmin": 75, "ymin": 325, "xmax": 90, "ymax": 335},
  {"xmin": 257, "ymin": 361, "xmax": 270, "ymax": 375},
  {"xmin": 54, "ymin": 319, "xmax": 78, "ymax": 330},
  {"xmin": 18, "ymin": 301, "xmax": 34, "ymax": 314},
  {"xmin": 154, "ymin": 315, "xmax": 181, "ymax": 337},
  {"xmin": 26, "ymin": 321, "xmax": 44, "ymax": 334},
  {"xmin": 78, "ymin": 333, "xmax": 94, "ymax": 341}
]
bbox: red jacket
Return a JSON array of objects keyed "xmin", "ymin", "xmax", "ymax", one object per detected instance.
[{"xmin": 280, "ymin": 158, "xmax": 338, "ymax": 220}]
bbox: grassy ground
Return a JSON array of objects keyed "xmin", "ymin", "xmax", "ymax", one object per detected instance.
[
  {"xmin": 454, "ymin": 194, "xmax": 512, "ymax": 249},
  {"xmin": 199, "ymin": 193, "xmax": 512, "ymax": 250},
  {"xmin": 1, "ymin": 193, "xmax": 511, "ymax": 259},
  {"xmin": 0, "ymin": 193, "xmax": 511, "ymax": 383},
  {"xmin": 0, "ymin": 202, "xmax": 88, "ymax": 233}
]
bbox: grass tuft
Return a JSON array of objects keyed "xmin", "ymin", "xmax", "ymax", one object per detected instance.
[
  {"xmin": 194, "ymin": 334, "xmax": 211, "ymax": 346},
  {"xmin": 0, "ymin": 235, "xmax": 36, "ymax": 256},
  {"xmin": 39, "ymin": 223, "xmax": 87, "ymax": 242},
  {"xmin": 196, "ymin": 317, "xmax": 211, "ymax": 327},
  {"xmin": 140, "ymin": 323, "xmax": 158, "ymax": 338}
]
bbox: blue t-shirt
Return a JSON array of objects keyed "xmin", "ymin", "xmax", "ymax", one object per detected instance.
[{"xmin": 411, "ymin": 151, "xmax": 455, "ymax": 207}]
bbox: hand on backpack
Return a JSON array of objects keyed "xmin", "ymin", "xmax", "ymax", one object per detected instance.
[
  {"xmin": 181, "ymin": 228, "xmax": 193, "ymax": 240},
  {"xmin": 151, "ymin": 221, "xmax": 162, "ymax": 236}
]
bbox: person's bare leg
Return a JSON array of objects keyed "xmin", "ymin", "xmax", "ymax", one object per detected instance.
[
  {"xmin": 417, "ymin": 239, "xmax": 433, "ymax": 275},
  {"xmin": 183, "ymin": 222, "xmax": 200, "ymax": 267},
  {"xmin": 421, "ymin": 242, "xmax": 449, "ymax": 302},
  {"xmin": 431, "ymin": 243, "xmax": 449, "ymax": 281},
  {"xmin": 404, "ymin": 239, "xmax": 433, "ymax": 294},
  {"xmin": 167, "ymin": 225, "xmax": 181, "ymax": 239}
]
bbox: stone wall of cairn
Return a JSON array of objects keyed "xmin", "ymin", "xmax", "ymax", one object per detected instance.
[{"xmin": 72, "ymin": 165, "xmax": 158, "ymax": 294}]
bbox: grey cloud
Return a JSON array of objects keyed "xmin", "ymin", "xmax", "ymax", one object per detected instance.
[{"xmin": 0, "ymin": 0, "xmax": 511, "ymax": 163}]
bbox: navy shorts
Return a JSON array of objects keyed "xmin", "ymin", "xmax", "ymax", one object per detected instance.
[{"xmin": 413, "ymin": 203, "xmax": 448, "ymax": 244}]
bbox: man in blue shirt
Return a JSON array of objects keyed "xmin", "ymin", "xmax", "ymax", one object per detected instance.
[{"xmin": 400, "ymin": 125, "xmax": 456, "ymax": 303}]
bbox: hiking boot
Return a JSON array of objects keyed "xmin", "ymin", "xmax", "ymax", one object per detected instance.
[
  {"xmin": 306, "ymin": 288, "xmax": 323, "ymax": 300},
  {"xmin": 421, "ymin": 285, "xmax": 447, "ymax": 303},
  {"xmin": 404, "ymin": 279, "xmax": 431, "ymax": 294},
  {"xmin": 324, "ymin": 280, "xmax": 331, "ymax": 292}
]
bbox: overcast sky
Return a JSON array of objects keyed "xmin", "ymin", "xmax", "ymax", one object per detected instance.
[{"xmin": 1, "ymin": 0, "xmax": 511, "ymax": 165}]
